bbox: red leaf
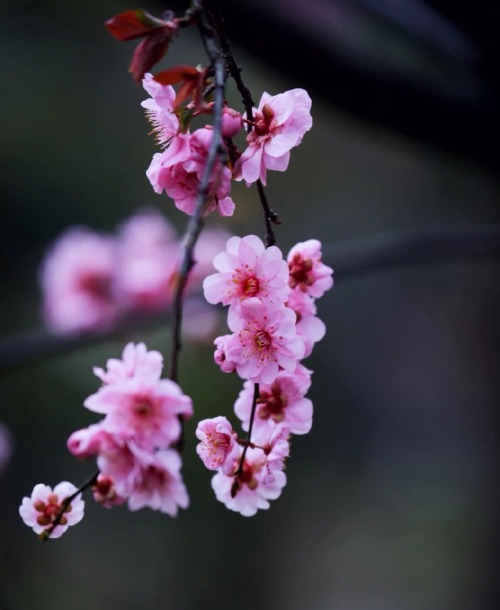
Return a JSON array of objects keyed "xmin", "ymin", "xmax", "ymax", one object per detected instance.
[
  {"xmin": 129, "ymin": 31, "xmax": 172, "ymax": 83},
  {"xmin": 105, "ymin": 9, "xmax": 167, "ymax": 41},
  {"xmin": 153, "ymin": 65, "xmax": 200, "ymax": 86}
]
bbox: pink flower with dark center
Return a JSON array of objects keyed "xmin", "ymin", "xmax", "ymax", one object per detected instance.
[
  {"xmin": 39, "ymin": 227, "xmax": 118, "ymax": 335},
  {"xmin": 84, "ymin": 378, "xmax": 193, "ymax": 450},
  {"xmin": 93, "ymin": 342, "xmax": 164, "ymax": 385},
  {"xmin": 19, "ymin": 482, "xmax": 85, "ymax": 539},
  {"xmin": 225, "ymin": 298, "xmax": 305, "ymax": 384},
  {"xmin": 234, "ymin": 88, "xmax": 312, "ymax": 186},
  {"xmin": 287, "ymin": 239, "xmax": 333, "ymax": 298},
  {"xmin": 203, "ymin": 235, "xmax": 290, "ymax": 307},
  {"xmin": 141, "ymin": 73, "xmax": 179, "ymax": 147},
  {"xmin": 146, "ymin": 130, "xmax": 235, "ymax": 217},
  {"xmin": 196, "ymin": 416, "xmax": 240, "ymax": 474},
  {"xmin": 234, "ymin": 366, "xmax": 313, "ymax": 435},
  {"xmin": 126, "ymin": 446, "xmax": 189, "ymax": 515}
]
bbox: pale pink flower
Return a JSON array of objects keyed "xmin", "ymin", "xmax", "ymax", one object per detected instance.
[
  {"xmin": 93, "ymin": 342, "xmax": 163, "ymax": 385},
  {"xmin": 115, "ymin": 209, "xmax": 180, "ymax": 311},
  {"xmin": 19, "ymin": 482, "xmax": 85, "ymax": 539},
  {"xmin": 126, "ymin": 446, "xmax": 189, "ymax": 516},
  {"xmin": 234, "ymin": 88, "xmax": 312, "ymax": 186},
  {"xmin": 225, "ymin": 298, "xmax": 305, "ymax": 384},
  {"xmin": 211, "ymin": 441, "xmax": 287, "ymax": 517},
  {"xmin": 196, "ymin": 416, "xmax": 240, "ymax": 475},
  {"xmin": 141, "ymin": 73, "xmax": 179, "ymax": 146},
  {"xmin": 84, "ymin": 377, "xmax": 193, "ymax": 450},
  {"xmin": 287, "ymin": 239, "xmax": 333, "ymax": 298},
  {"xmin": 96, "ymin": 436, "xmax": 141, "ymax": 499},
  {"xmin": 203, "ymin": 235, "xmax": 290, "ymax": 307},
  {"xmin": 234, "ymin": 366, "xmax": 313, "ymax": 435},
  {"xmin": 286, "ymin": 290, "xmax": 326, "ymax": 358},
  {"xmin": 146, "ymin": 130, "xmax": 235, "ymax": 217},
  {"xmin": 39, "ymin": 227, "xmax": 118, "ymax": 335}
]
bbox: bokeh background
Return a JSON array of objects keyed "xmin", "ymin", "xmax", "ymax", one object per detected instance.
[{"xmin": 1, "ymin": 1, "xmax": 499, "ymax": 609}]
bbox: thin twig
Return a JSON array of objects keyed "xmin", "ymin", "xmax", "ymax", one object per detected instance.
[{"xmin": 235, "ymin": 382, "xmax": 260, "ymax": 477}]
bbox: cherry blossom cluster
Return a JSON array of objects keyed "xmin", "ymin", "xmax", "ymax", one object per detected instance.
[
  {"xmin": 20, "ymin": 342, "xmax": 194, "ymax": 539},
  {"xmin": 196, "ymin": 235, "xmax": 333, "ymax": 516},
  {"xmin": 142, "ymin": 72, "xmax": 312, "ymax": 214},
  {"xmin": 40, "ymin": 207, "xmax": 230, "ymax": 336}
]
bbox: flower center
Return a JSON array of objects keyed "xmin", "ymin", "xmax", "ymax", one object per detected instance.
[
  {"xmin": 257, "ymin": 383, "xmax": 288, "ymax": 423},
  {"xmin": 288, "ymin": 254, "xmax": 314, "ymax": 289},
  {"xmin": 254, "ymin": 330, "xmax": 271, "ymax": 351},
  {"xmin": 134, "ymin": 398, "xmax": 153, "ymax": 417},
  {"xmin": 242, "ymin": 275, "xmax": 260, "ymax": 297}
]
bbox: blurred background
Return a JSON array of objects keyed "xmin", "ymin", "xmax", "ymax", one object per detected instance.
[{"xmin": 1, "ymin": 0, "xmax": 499, "ymax": 609}]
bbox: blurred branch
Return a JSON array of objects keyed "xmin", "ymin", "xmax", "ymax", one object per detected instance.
[{"xmin": 0, "ymin": 224, "xmax": 499, "ymax": 374}]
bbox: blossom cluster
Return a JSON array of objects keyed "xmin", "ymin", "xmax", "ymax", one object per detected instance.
[
  {"xmin": 142, "ymin": 73, "xmax": 312, "ymax": 214},
  {"xmin": 196, "ymin": 235, "xmax": 333, "ymax": 516},
  {"xmin": 40, "ymin": 207, "xmax": 230, "ymax": 336},
  {"xmin": 19, "ymin": 343, "xmax": 194, "ymax": 538}
]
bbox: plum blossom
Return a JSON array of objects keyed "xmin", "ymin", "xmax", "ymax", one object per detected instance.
[
  {"xmin": 19, "ymin": 482, "xmax": 85, "ymax": 539},
  {"xmin": 146, "ymin": 130, "xmax": 235, "ymax": 217},
  {"xmin": 39, "ymin": 227, "xmax": 118, "ymax": 335},
  {"xmin": 224, "ymin": 298, "xmax": 305, "ymax": 384},
  {"xmin": 287, "ymin": 239, "xmax": 334, "ymax": 298},
  {"xmin": 141, "ymin": 73, "xmax": 179, "ymax": 146},
  {"xmin": 234, "ymin": 366, "xmax": 313, "ymax": 435},
  {"xmin": 92, "ymin": 474, "xmax": 125, "ymax": 508},
  {"xmin": 126, "ymin": 446, "xmax": 189, "ymax": 515},
  {"xmin": 196, "ymin": 417, "xmax": 240, "ymax": 474},
  {"xmin": 213, "ymin": 335, "xmax": 237, "ymax": 373},
  {"xmin": 210, "ymin": 428, "xmax": 289, "ymax": 517},
  {"xmin": 84, "ymin": 376, "xmax": 193, "ymax": 450},
  {"xmin": 203, "ymin": 235, "xmax": 289, "ymax": 307},
  {"xmin": 93, "ymin": 342, "xmax": 163, "ymax": 385},
  {"xmin": 234, "ymin": 88, "xmax": 312, "ymax": 186}
]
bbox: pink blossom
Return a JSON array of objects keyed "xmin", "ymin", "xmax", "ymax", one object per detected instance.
[
  {"xmin": 126, "ymin": 446, "xmax": 189, "ymax": 516},
  {"xmin": 115, "ymin": 209, "xmax": 181, "ymax": 311},
  {"xmin": 146, "ymin": 130, "xmax": 235, "ymax": 217},
  {"xmin": 19, "ymin": 482, "xmax": 85, "ymax": 539},
  {"xmin": 234, "ymin": 366, "xmax": 313, "ymax": 435},
  {"xmin": 286, "ymin": 290, "xmax": 326, "ymax": 358},
  {"xmin": 225, "ymin": 298, "xmax": 305, "ymax": 384},
  {"xmin": 234, "ymin": 89, "xmax": 312, "ymax": 186},
  {"xmin": 203, "ymin": 235, "xmax": 290, "ymax": 307},
  {"xmin": 67, "ymin": 423, "xmax": 109, "ymax": 459},
  {"xmin": 141, "ymin": 73, "xmax": 179, "ymax": 146},
  {"xmin": 196, "ymin": 417, "xmax": 240, "ymax": 475},
  {"xmin": 39, "ymin": 227, "xmax": 118, "ymax": 335},
  {"xmin": 84, "ymin": 377, "xmax": 193, "ymax": 450},
  {"xmin": 93, "ymin": 342, "xmax": 163, "ymax": 386},
  {"xmin": 287, "ymin": 239, "xmax": 333, "ymax": 298},
  {"xmin": 211, "ymin": 440, "xmax": 287, "ymax": 517}
]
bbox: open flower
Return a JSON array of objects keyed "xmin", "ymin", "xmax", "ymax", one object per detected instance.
[
  {"xmin": 234, "ymin": 89, "xmax": 312, "ymax": 186},
  {"xmin": 19, "ymin": 482, "xmax": 85, "ymax": 539}
]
